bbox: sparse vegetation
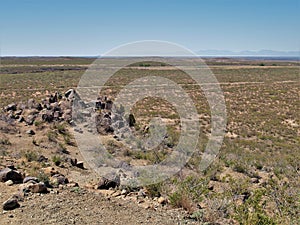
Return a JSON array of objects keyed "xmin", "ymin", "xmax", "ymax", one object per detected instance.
[
  {"xmin": 24, "ymin": 150, "xmax": 38, "ymax": 162},
  {"xmin": 0, "ymin": 57, "xmax": 299, "ymax": 224},
  {"xmin": 0, "ymin": 137, "xmax": 11, "ymax": 145},
  {"xmin": 52, "ymin": 155, "xmax": 62, "ymax": 166}
]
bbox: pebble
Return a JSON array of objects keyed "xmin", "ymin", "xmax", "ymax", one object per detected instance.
[{"xmin": 5, "ymin": 180, "xmax": 14, "ymax": 186}]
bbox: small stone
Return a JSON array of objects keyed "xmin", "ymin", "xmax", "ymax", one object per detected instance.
[
  {"xmin": 74, "ymin": 127, "xmax": 83, "ymax": 133},
  {"xmin": 111, "ymin": 190, "xmax": 122, "ymax": 197},
  {"xmin": 66, "ymin": 182, "xmax": 79, "ymax": 188},
  {"xmin": 138, "ymin": 189, "xmax": 147, "ymax": 197},
  {"xmin": 3, "ymin": 198, "xmax": 19, "ymax": 210},
  {"xmin": 50, "ymin": 189, "xmax": 59, "ymax": 194},
  {"xmin": 26, "ymin": 129, "xmax": 35, "ymax": 135},
  {"xmin": 251, "ymin": 177, "xmax": 259, "ymax": 183},
  {"xmin": 37, "ymin": 155, "xmax": 48, "ymax": 162},
  {"xmin": 76, "ymin": 161, "xmax": 84, "ymax": 169},
  {"xmin": 15, "ymin": 110, "xmax": 22, "ymax": 116},
  {"xmin": 5, "ymin": 180, "xmax": 14, "ymax": 186},
  {"xmin": 157, "ymin": 196, "xmax": 167, "ymax": 205},
  {"xmin": 17, "ymin": 116, "xmax": 24, "ymax": 123}
]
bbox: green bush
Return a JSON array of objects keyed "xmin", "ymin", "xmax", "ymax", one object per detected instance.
[
  {"xmin": 47, "ymin": 131, "xmax": 58, "ymax": 142},
  {"xmin": 234, "ymin": 189, "xmax": 276, "ymax": 225},
  {"xmin": 52, "ymin": 155, "xmax": 62, "ymax": 166},
  {"xmin": 24, "ymin": 151, "xmax": 38, "ymax": 162}
]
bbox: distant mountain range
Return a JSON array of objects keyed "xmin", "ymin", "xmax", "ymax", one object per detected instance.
[{"xmin": 196, "ymin": 50, "xmax": 300, "ymax": 57}]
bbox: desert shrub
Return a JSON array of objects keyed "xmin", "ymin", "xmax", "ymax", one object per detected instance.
[
  {"xmin": 234, "ymin": 189, "xmax": 276, "ymax": 225},
  {"xmin": 145, "ymin": 182, "xmax": 162, "ymax": 198},
  {"xmin": 57, "ymin": 142, "xmax": 69, "ymax": 154},
  {"xmin": 169, "ymin": 176, "xmax": 209, "ymax": 212},
  {"xmin": 63, "ymin": 135, "xmax": 75, "ymax": 146},
  {"xmin": 53, "ymin": 122, "xmax": 68, "ymax": 135},
  {"xmin": 47, "ymin": 130, "xmax": 58, "ymax": 142},
  {"xmin": 233, "ymin": 163, "xmax": 247, "ymax": 173},
  {"xmin": 52, "ymin": 155, "xmax": 62, "ymax": 166},
  {"xmin": 37, "ymin": 171, "xmax": 50, "ymax": 186},
  {"xmin": 24, "ymin": 150, "xmax": 38, "ymax": 162},
  {"xmin": 0, "ymin": 137, "xmax": 11, "ymax": 145},
  {"xmin": 169, "ymin": 192, "xmax": 194, "ymax": 212},
  {"xmin": 138, "ymin": 63, "xmax": 151, "ymax": 67},
  {"xmin": 164, "ymin": 127, "xmax": 179, "ymax": 148},
  {"xmin": 34, "ymin": 120, "xmax": 44, "ymax": 128},
  {"xmin": 267, "ymin": 178, "xmax": 299, "ymax": 224}
]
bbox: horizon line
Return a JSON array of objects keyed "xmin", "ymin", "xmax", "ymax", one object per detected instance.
[{"xmin": 0, "ymin": 55, "xmax": 299, "ymax": 58}]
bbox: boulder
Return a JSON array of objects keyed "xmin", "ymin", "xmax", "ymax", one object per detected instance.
[
  {"xmin": 27, "ymin": 99, "xmax": 35, "ymax": 109},
  {"xmin": 5, "ymin": 103, "xmax": 17, "ymax": 112},
  {"xmin": 97, "ymin": 173, "xmax": 120, "ymax": 190},
  {"xmin": 17, "ymin": 116, "xmax": 24, "ymax": 123},
  {"xmin": 3, "ymin": 198, "xmax": 19, "ymax": 210},
  {"xmin": 27, "ymin": 182, "xmax": 48, "ymax": 193},
  {"xmin": 66, "ymin": 158, "xmax": 77, "ymax": 166},
  {"xmin": 15, "ymin": 110, "xmax": 23, "ymax": 116},
  {"xmin": 65, "ymin": 89, "xmax": 80, "ymax": 101},
  {"xmin": 23, "ymin": 176, "xmax": 39, "ymax": 184},
  {"xmin": 0, "ymin": 168, "xmax": 23, "ymax": 183},
  {"xmin": 50, "ymin": 174, "xmax": 69, "ymax": 186},
  {"xmin": 42, "ymin": 111, "xmax": 54, "ymax": 123},
  {"xmin": 25, "ymin": 115, "xmax": 36, "ymax": 125}
]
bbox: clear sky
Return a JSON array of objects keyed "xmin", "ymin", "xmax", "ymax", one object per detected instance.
[{"xmin": 0, "ymin": 0, "xmax": 299, "ymax": 56}]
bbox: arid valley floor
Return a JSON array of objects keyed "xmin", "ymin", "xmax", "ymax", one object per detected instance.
[{"xmin": 0, "ymin": 57, "xmax": 299, "ymax": 224}]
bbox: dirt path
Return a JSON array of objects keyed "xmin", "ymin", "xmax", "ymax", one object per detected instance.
[{"xmin": 0, "ymin": 183, "xmax": 197, "ymax": 225}]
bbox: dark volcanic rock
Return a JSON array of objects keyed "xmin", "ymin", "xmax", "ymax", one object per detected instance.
[
  {"xmin": 3, "ymin": 198, "xmax": 20, "ymax": 210},
  {"xmin": 5, "ymin": 103, "xmax": 17, "ymax": 112},
  {"xmin": 0, "ymin": 168, "xmax": 23, "ymax": 183},
  {"xmin": 26, "ymin": 129, "xmax": 35, "ymax": 135},
  {"xmin": 97, "ymin": 173, "xmax": 120, "ymax": 190},
  {"xmin": 23, "ymin": 176, "xmax": 39, "ymax": 184}
]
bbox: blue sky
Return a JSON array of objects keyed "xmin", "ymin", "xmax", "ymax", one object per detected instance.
[{"xmin": 0, "ymin": 0, "xmax": 299, "ymax": 56}]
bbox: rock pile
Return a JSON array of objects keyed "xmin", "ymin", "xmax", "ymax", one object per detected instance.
[{"xmin": 2, "ymin": 89, "xmax": 131, "ymax": 137}]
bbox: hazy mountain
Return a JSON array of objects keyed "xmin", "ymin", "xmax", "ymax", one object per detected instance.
[{"xmin": 196, "ymin": 49, "xmax": 300, "ymax": 56}]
